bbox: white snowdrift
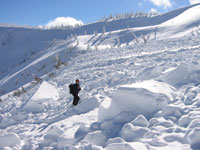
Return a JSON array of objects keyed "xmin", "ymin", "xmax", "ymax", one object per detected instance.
[
  {"xmin": 120, "ymin": 123, "xmax": 149, "ymax": 142},
  {"xmin": 106, "ymin": 141, "xmax": 149, "ymax": 150},
  {"xmin": 0, "ymin": 132, "xmax": 21, "ymax": 149},
  {"xmin": 23, "ymin": 81, "xmax": 59, "ymax": 113},
  {"xmin": 84, "ymin": 130, "xmax": 107, "ymax": 147},
  {"xmin": 41, "ymin": 125, "xmax": 64, "ymax": 147},
  {"xmin": 163, "ymin": 63, "xmax": 200, "ymax": 88},
  {"xmin": 162, "ymin": 4, "xmax": 200, "ymax": 26},
  {"xmin": 98, "ymin": 80, "xmax": 176, "ymax": 123},
  {"xmin": 187, "ymin": 127, "xmax": 200, "ymax": 149},
  {"xmin": 160, "ymin": 4, "xmax": 200, "ymax": 38}
]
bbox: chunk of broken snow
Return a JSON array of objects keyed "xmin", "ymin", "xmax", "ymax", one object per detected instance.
[
  {"xmin": 161, "ymin": 104, "xmax": 183, "ymax": 118},
  {"xmin": 187, "ymin": 127, "xmax": 200, "ymax": 149},
  {"xmin": 98, "ymin": 80, "xmax": 176, "ymax": 123},
  {"xmin": 163, "ymin": 63, "xmax": 200, "ymax": 88},
  {"xmin": 106, "ymin": 142, "xmax": 148, "ymax": 150},
  {"xmin": 84, "ymin": 131, "xmax": 107, "ymax": 147},
  {"xmin": 0, "ymin": 133, "xmax": 21, "ymax": 149},
  {"xmin": 120, "ymin": 123, "xmax": 149, "ymax": 142},
  {"xmin": 41, "ymin": 125, "xmax": 64, "ymax": 147},
  {"xmin": 31, "ymin": 81, "xmax": 59, "ymax": 101},
  {"xmin": 22, "ymin": 81, "xmax": 59, "ymax": 113},
  {"xmin": 131, "ymin": 115, "xmax": 148, "ymax": 127}
]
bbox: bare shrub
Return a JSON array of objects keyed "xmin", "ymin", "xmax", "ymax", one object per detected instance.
[{"xmin": 13, "ymin": 89, "xmax": 23, "ymax": 97}]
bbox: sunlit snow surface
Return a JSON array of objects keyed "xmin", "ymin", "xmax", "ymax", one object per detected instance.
[{"xmin": 1, "ymin": 4, "xmax": 200, "ymax": 150}]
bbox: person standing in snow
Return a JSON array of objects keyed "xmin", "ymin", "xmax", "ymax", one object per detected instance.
[{"xmin": 69, "ymin": 79, "xmax": 81, "ymax": 106}]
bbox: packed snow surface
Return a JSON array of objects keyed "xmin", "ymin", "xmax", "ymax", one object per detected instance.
[
  {"xmin": 1, "ymin": 3, "xmax": 200, "ymax": 150},
  {"xmin": 98, "ymin": 80, "xmax": 176, "ymax": 123}
]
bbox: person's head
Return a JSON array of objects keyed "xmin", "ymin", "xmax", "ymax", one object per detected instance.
[{"xmin": 76, "ymin": 79, "xmax": 80, "ymax": 84}]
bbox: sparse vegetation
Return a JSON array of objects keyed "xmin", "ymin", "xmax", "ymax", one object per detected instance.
[
  {"xmin": 37, "ymin": 64, "xmax": 46, "ymax": 72},
  {"xmin": 69, "ymin": 46, "xmax": 73, "ymax": 53},
  {"xmin": 76, "ymin": 37, "xmax": 79, "ymax": 45},
  {"xmin": 94, "ymin": 30, "xmax": 98, "ymax": 36},
  {"xmin": 31, "ymin": 51, "xmax": 36, "ymax": 56},
  {"xmin": 32, "ymin": 74, "xmax": 42, "ymax": 83},
  {"xmin": 54, "ymin": 53, "xmax": 64, "ymax": 69},
  {"xmin": 102, "ymin": 26, "xmax": 106, "ymax": 34},
  {"xmin": 103, "ymin": 11, "xmax": 160, "ymax": 21},
  {"xmin": 0, "ymin": 90, "xmax": 5, "ymax": 95},
  {"xmin": 95, "ymin": 45, "xmax": 98, "ymax": 51},
  {"xmin": 13, "ymin": 89, "xmax": 23, "ymax": 97},
  {"xmin": 87, "ymin": 44, "xmax": 90, "ymax": 50},
  {"xmin": 48, "ymin": 73, "xmax": 55, "ymax": 78},
  {"xmin": 117, "ymin": 36, "xmax": 120, "ymax": 47},
  {"xmin": 19, "ymin": 58, "xmax": 26, "ymax": 66},
  {"xmin": 13, "ymin": 86, "xmax": 26, "ymax": 97},
  {"xmin": 141, "ymin": 34, "xmax": 148, "ymax": 43},
  {"xmin": 21, "ymin": 86, "xmax": 26, "ymax": 93},
  {"xmin": 15, "ymin": 79, "xmax": 19, "ymax": 85},
  {"xmin": 1, "ymin": 30, "xmax": 12, "ymax": 47}
]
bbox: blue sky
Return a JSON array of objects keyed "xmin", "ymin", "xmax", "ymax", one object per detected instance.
[{"xmin": 0, "ymin": 0, "xmax": 198, "ymax": 26}]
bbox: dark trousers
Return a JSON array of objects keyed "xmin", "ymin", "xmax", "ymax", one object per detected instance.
[{"xmin": 72, "ymin": 94, "xmax": 80, "ymax": 106}]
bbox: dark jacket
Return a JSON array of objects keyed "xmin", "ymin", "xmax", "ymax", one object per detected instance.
[{"xmin": 73, "ymin": 83, "xmax": 81, "ymax": 95}]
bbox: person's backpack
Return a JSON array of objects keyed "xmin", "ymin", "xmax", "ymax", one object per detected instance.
[{"xmin": 69, "ymin": 84, "xmax": 74, "ymax": 94}]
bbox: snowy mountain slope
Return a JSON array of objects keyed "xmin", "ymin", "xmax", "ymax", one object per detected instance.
[
  {"xmin": 0, "ymin": 37, "xmax": 81, "ymax": 95},
  {"xmin": 0, "ymin": 27, "xmax": 71, "ymax": 76},
  {"xmin": 0, "ymin": 4, "xmax": 200, "ymax": 150},
  {"xmin": 162, "ymin": 3, "xmax": 200, "ymax": 27},
  {"xmin": 160, "ymin": 3, "xmax": 200, "ymax": 38},
  {"xmin": 1, "ymin": 4, "xmax": 200, "ymax": 96},
  {"xmin": 0, "ymin": 31, "xmax": 200, "ymax": 149},
  {"xmin": 71, "ymin": 3, "xmax": 200, "ymax": 35}
]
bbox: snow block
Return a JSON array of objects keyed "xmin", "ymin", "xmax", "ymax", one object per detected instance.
[
  {"xmin": 131, "ymin": 115, "xmax": 148, "ymax": 127},
  {"xmin": 187, "ymin": 119, "xmax": 200, "ymax": 129},
  {"xmin": 106, "ymin": 137, "xmax": 126, "ymax": 146},
  {"xmin": 63, "ymin": 145, "xmax": 78, "ymax": 150},
  {"xmin": 98, "ymin": 80, "xmax": 176, "ymax": 123},
  {"xmin": 22, "ymin": 81, "xmax": 59, "ymax": 113},
  {"xmin": 163, "ymin": 63, "xmax": 200, "ymax": 88},
  {"xmin": 0, "ymin": 133, "xmax": 21, "ymax": 149},
  {"xmin": 74, "ymin": 124, "xmax": 91, "ymax": 141},
  {"xmin": 187, "ymin": 127, "xmax": 200, "ymax": 149},
  {"xmin": 45, "ymin": 125, "xmax": 64, "ymax": 139},
  {"xmin": 30, "ymin": 81, "xmax": 59, "ymax": 101},
  {"xmin": 106, "ymin": 141, "xmax": 149, "ymax": 150},
  {"xmin": 41, "ymin": 125, "xmax": 64, "ymax": 147},
  {"xmin": 78, "ymin": 141, "xmax": 104, "ymax": 150},
  {"xmin": 106, "ymin": 143, "xmax": 135, "ymax": 150},
  {"xmin": 84, "ymin": 131, "xmax": 107, "ymax": 147},
  {"xmin": 22, "ymin": 101, "xmax": 46, "ymax": 114},
  {"xmin": 120, "ymin": 123, "xmax": 149, "ymax": 142},
  {"xmin": 178, "ymin": 115, "xmax": 192, "ymax": 127},
  {"xmin": 161, "ymin": 104, "xmax": 183, "ymax": 118}
]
